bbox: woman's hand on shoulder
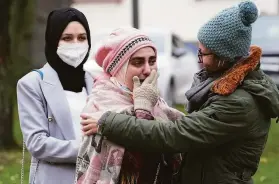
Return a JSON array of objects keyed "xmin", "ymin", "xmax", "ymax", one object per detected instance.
[{"xmin": 80, "ymin": 113, "xmax": 98, "ymax": 136}]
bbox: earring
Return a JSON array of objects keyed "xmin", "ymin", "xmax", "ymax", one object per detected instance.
[
  {"xmin": 218, "ymin": 60, "xmax": 221, "ymax": 67},
  {"xmin": 218, "ymin": 60, "xmax": 225, "ymax": 67}
]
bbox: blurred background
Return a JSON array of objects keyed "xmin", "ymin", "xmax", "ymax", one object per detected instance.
[{"xmin": 0, "ymin": 0, "xmax": 279, "ymax": 183}]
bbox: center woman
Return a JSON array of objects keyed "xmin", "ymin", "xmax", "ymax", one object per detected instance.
[{"xmin": 75, "ymin": 27, "xmax": 184, "ymax": 184}]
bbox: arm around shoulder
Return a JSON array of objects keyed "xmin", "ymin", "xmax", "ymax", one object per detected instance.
[{"xmin": 99, "ymin": 94, "xmax": 254, "ymax": 153}]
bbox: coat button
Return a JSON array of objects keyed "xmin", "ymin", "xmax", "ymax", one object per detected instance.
[{"xmin": 48, "ymin": 117, "xmax": 53, "ymax": 122}]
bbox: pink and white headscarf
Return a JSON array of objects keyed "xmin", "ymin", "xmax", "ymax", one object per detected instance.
[{"xmin": 94, "ymin": 27, "xmax": 157, "ymax": 77}]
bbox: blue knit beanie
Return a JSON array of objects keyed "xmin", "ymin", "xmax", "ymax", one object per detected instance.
[{"xmin": 197, "ymin": 1, "xmax": 258, "ymax": 61}]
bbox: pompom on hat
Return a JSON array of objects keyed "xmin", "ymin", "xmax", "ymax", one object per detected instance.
[
  {"xmin": 94, "ymin": 27, "xmax": 157, "ymax": 76},
  {"xmin": 197, "ymin": 0, "xmax": 259, "ymax": 61}
]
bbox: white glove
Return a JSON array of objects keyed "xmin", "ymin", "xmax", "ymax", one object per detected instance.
[{"xmin": 133, "ymin": 70, "xmax": 160, "ymax": 112}]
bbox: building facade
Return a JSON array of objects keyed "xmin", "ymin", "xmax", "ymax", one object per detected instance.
[{"xmin": 72, "ymin": 0, "xmax": 279, "ymax": 41}]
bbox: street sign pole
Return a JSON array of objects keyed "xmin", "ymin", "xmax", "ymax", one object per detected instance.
[{"xmin": 132, "ymin": 0, "xmax": 139, "ymax": 28}]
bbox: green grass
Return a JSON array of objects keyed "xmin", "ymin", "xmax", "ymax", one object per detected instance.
[
  {"xmin": 0, "ymin": 151, "xmax": 30, "ymax": 184},
  {"xmin": 0, "ymin": 104, "xmax": 31, "ymax": 184},
  {"xmin": 252, "ymin": 120, "xmax": 279, "ymax": 183},
  {"xmin": 0, "ymin": 104, "xmax": 279, "ymax": 184}
]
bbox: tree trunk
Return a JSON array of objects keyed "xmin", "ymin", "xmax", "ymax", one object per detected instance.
[
  {"xmin": 0, "ymin": 0, "xmax": 35, "ymax": 150},
  {"xmin": 0, "ymin": 0, "xmax": 18, "ymax": 149},
  {"xmin": 0, "ymin": 0, "xmax": 73, "ymax": 150}
]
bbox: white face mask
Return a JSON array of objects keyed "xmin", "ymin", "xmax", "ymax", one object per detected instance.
[{"xmin": 57, "ymin": 42, "xmax": 89, "ymax": 68}]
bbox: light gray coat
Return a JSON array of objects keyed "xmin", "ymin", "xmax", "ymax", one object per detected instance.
[{"xmin": 17, "ymin": 63, "xmax": 93, "ymax": 184}]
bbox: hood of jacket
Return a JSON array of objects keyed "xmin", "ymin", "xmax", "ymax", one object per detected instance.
[{"xmin": 212, "ymin": 46, "xmax": 279, "ymax": 118}]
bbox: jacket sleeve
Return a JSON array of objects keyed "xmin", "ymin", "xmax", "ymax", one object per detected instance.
[
  {"xmin": 17, "ymin": 76, "xmax": 79, "ymax": 163},
  {"xmin": 100, "ymin": 95, "xmax": 256, "ymax": 153}
]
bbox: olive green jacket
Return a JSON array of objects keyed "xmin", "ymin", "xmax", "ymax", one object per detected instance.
[{"xmin": 99, "ymin": 69, "xmax": 279, "ymax": 184}]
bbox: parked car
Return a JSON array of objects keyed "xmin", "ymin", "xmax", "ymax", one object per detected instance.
[
  {"xmin": 84, "ymin": 28, "xmax": 200, "ymax": 106},
  {"xmin": 251, "ymin": 16, "xmax": 279, "ymax": 87}
]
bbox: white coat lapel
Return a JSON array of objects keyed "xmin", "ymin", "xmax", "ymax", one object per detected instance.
[{"xmin": 40, "ymin": 64, "xmax": 75, "ymax": 140}]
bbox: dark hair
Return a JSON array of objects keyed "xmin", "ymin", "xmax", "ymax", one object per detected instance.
[{"xmin": 214, "ymin": 54, "xmax": 244, "ymax": 64}]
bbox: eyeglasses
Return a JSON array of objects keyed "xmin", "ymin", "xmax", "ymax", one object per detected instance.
[{"xmin": 197, "ymin": 48, "xmax": 214, "ymax": 63}]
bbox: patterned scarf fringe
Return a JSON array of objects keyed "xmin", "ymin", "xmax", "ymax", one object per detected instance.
[{"xmin": 120, "ymin": 172, "xmax": 139, "ymax": 184}]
